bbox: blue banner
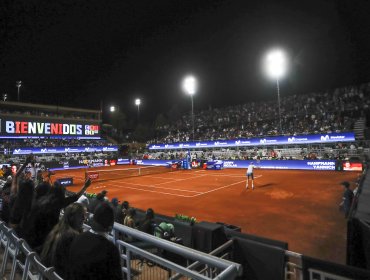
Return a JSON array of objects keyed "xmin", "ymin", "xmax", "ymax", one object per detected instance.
[
  {"xmin": 221, "ymin": 160, "xmax": 337, "ymax": 170},
  {"xmin": 134, "ymin": 159, "xmax": 339, "ymax": 171},
  {"xmin": 117, "ymin": 158, "xmax": 131, "ymax": 165},
  {"xmin": 12, "ymin": 146, "xmax": 118, "ymax": 155},
  {"xmin": 147, "ymin": 132, "xmax": 355, "ymax": 150},
  {"xmin": 135, "ymin": 159, "xmax": 177, "ymax": 167}
]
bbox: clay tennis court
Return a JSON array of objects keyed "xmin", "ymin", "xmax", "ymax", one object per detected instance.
[{"xmin": 54, "ymin": 165, "xmax": 360, "ymax": 264}]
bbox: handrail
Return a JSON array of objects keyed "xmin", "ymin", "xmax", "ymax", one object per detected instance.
[{"xmin": 112, "ymin": 223, "xmax": 242, "ymax": 277}]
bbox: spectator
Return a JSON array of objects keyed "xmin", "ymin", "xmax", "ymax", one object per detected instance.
[
  {"xmin": 123, "ymin": 208, "xmax": 136, "ymax": 228},
  {"xmin": 67, "ymin": 202, "xmax": 122, "ymax": 280},
  {"xmin": 138, "ymin": 208, "xmax": 155, "ymax": 235},
  {"xmin": 41, "ymin": 203, "xmax": 86, "ymax": 279},
  {"xmin": 76, "ymin": 191, "xmax": 89, "ymax": 209},
  {"xmin": 88, "ymin": 190, "xmax": 107, "ymax": 213},
  {"xmin": 9, "ymin": 179, "xmax": 34, "ymax": 237},
  {"xmin": 339, "ymin": 181, "xmax": 354, "ymax": 218},
  {"xmin": 23, "ymin": 178, "xmax": 91, "ymax": 253}
]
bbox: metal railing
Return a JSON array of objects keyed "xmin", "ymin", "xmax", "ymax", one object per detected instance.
[{"xmin": 111, "ymin": 223, "xmax": 242, "ymax": 280}]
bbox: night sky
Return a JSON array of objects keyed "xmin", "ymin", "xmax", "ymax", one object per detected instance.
[{"xmin": 1, "ymin": 0, "xmax": 370, "ymax": 122}]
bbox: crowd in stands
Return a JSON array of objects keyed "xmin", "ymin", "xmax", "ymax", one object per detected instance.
[
  {"xmin": 150, "ymin": 83, "xmax": 370, "ymax": 143},
  {"xmin": 0, "ymin": 156, "xmax": 166, "ymax": 279},
  {"xmin": 0, "ymin": 107, "xmax": 100, "ymax": 121},
  {"xmin": 0, "ymin": 138, "xmax": 111, "ymax": 150},
  {"xmin": 144, "ymin": 141, "xmax": 364, "ymax": 161}
]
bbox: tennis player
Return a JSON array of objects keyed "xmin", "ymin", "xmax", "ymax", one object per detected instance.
[{"xmin": 246, "ymin": 162, "xmax": 256, "ymax": 190}]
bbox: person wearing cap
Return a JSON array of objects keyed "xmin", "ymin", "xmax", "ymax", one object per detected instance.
[
  {"xmin": 339, "ymin": 181, "xmax": 354, "ymax": 218},
  {"xmin": 67, "ymin": 202, "xmax": 122, "ymax": 280},
  {"xmin": 88, "ymin": 190, "xmax": 107, "ymax": 213}
]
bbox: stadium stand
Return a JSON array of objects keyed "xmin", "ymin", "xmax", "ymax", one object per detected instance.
[
  {"xmin": 150, "ymin": 83, "xmax": 370, "ymax": 143},
  {"xmin": 1, "ymin": 84, "xmax": 370, "ymax": 279}
]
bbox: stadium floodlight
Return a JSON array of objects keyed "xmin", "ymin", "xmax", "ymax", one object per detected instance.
[
  {"xmin": 16, "ymin": 81, "xmax": 22, "ymax": 102},
  {"xmin": 110, "ymin": 105, "xmax": 116, "ymax": 112},
  {"xmin": 182, "ymin": 75, "xmax": 197, "ymax": 140},
  {"xmin": 264, "ymin": 49, "xmax": 287, "ymax": 135},
  {"xmin": 135, "ymin": 98, "xmax": 141, "ymax": 122}
]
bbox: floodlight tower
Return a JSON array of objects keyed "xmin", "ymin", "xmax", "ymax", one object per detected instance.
[
  {"xmin": 182, "ymin": 75, "xmax": 197, "ymax": 141},
  {"xmin": 264, "ymin": 49, "xmax": 287, "ymax": 135},
  {"xmin": 135, "ymin": 98, "xmax": 141, "ymax": 123},
  {"xmin": 16, "ymin": 81, "xmax": 22, "ymax": 102},
  {"xmin": 110, "ymin": 105, "xmax": 116, "ymax": 113}
]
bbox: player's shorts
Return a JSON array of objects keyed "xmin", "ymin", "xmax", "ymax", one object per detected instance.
[{"xmin": 247, "ymin": 172, "xmax": 254, "ymax": 180}]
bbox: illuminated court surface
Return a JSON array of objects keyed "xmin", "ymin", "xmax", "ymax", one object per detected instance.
[{"xmin": 59, "ymin": 166, "xmax": 359, "ymax": 264}]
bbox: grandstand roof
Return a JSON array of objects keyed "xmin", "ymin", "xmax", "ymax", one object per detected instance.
[{"xmin": 0, "ymin": 101, "xmax": 101, "ymax": 114}]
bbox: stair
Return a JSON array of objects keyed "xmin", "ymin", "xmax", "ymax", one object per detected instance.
[{"xmin": 353, "ymin": 118, "xmax": 366, "ymax": 140}]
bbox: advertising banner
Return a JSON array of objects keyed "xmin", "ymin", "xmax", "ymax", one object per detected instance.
[
  {"xmin": 221, "ymin": 160, "xmax": 338, "ymax": 171},
  {"xmin": 12, "ymin": 158, "xmax": 360, "ymax": 172},
  {"xmin": 0, "ymin": 116, "xmax": 101, "ymax": 138},
  {"xmin": 56, "ymin": 177, "xmax": 74, "ymax": 187},
  {"xmin": 117, "ymin": 158, "xmax": 131, "ymax": 165},
  {"xmin": 12, "ymin": 146, "xmax": 118, "ymax": 155},
  {"xmin": 135, "ymin": 159, "xmax": 348, "ymax": 171},
  {"xmin": 342, "ymin": 162, "xmax": 363, "ymax": 171},
  {"xmin": 148, "ymin": 132, "xmax": 355, "ymax": 150}
]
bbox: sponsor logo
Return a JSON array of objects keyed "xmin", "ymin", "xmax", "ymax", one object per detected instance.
[
  {"xmin": 288, "ymin": 137, "xmax": 308, "ymax": 142},
  {"xmin": 41, "ymin": 148, "xmax": 47, "ymax": 153},
  {"xmin": 307, "ymin": 161, "xmax": 335, "ymax": 170},
  {"xmin": 78, "ymin": 159, "xmax": 104, "ymax": 165},
  {"xmin": 87, "ymin": 173, "xmax": 99, "ymax": 180},
  {"xmin": 260, "ymin": 139, "xmax": 267, "ymax": 144},
  {"xmin": 214, "ymin": 141, "xmax": 227, "ymax": 146},
  {"xmin": 223, "ymin": 161, "xmax": 238, "ymax": 168},
  {"xmin": 320, "ymin": 135, "xmax": 330, "ymax": 141}
]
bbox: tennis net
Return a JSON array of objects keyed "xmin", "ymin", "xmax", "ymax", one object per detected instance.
[{"xmin": 85, "ymin": 165, "xmax": 176, "ymax": 182}]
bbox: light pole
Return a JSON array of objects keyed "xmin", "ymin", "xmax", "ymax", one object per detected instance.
[
  {"xmin": 182, "ymin": 75, "xmax": 197, "ymax": 141},
  {"xmin": 16, "ymin": 81, "xmax": 22, "ymax": 102},
  {"xmin": 2, "ymin": 93, "xmax": 7, "ymax": 101},
  {"xmin": 110, "ymin": 105, "xmax": 116, "ymax": 113},
  {"xmin": 135, "ymin": 98, "xmax": 141, "ymax": 123},
  {"xmin": 264, "ymin": 49, "xmax": 287, "ymax": 135}
]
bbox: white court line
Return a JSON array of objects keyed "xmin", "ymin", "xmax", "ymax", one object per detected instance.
[
  {"xmin": 101, "ymin": 182, "xmax": 193, "ymax": 198},
  {"xmin": 206, "ymin": 174, "xmax": 263, "ymax": 179},
  {"xmin": 139, "ymin": 174, "xmax": 209, "ymax": 186},
  {"xmin": 88, "ymin": 172, "xmax": 262, "ymax": 198},
  {"xmin": 55, "ymin": 174, "xmax": 85, "ymax": 180},
  {"xmin": 97, "ymin": 181, "xmax": 203, "ymax": 193},
  {"xmin": 189, "ymin": 179, "xmax": 246, "ymax": 197}
]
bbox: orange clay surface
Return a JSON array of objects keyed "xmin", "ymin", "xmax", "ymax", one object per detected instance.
[{"xmin": 55, "ymin": 165, "xmax": 360, "ymax": 264}]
